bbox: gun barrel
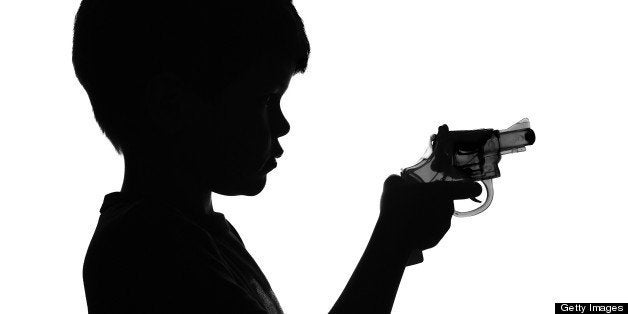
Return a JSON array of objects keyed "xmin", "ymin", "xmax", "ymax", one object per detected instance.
[{"xmin": 498, "ymin": 128, "xmax": 535, "ymax": 155}]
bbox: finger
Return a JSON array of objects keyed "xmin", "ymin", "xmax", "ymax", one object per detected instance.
[
  {"xmin": 423, "ymin": 181, "xmax": 482, "ymax": 200},
  {"xmin": 420, "ymin": 220, "xmax": 452, "ymax": 250},
  {"xmin": 434, "ymin": 199, "xmax": 455, "ymax": 217}
]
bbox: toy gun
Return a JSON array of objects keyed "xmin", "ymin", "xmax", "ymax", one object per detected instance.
[{"xmin": 401, "ymin": 118, "xmax": 536, "ymax": 265}]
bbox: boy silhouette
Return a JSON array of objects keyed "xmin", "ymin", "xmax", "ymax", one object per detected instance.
[{"xmin": 73, "ymin": 0, "xmax": 481, "ymax": 313}]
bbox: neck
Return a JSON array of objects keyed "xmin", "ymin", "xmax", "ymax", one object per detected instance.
[{"xmin": 120, "ymin": 150, "xmax": 214, "ymax": 218}]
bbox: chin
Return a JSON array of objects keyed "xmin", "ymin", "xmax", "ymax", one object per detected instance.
[
  {"xmin": 240, "ymin": 176, "xmax": 267, "ymax": 196},
  {"xmin": 214, "ymin": 174, "xmax": 267, "ymax": 196}
]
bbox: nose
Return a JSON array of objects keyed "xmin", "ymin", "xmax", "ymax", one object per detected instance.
[
  {"xmin": 276, "ymin": 117, "xmax": 290, "ymax": 138},
  {"xmin": 269, "ymin": 107, "xmax": 288, "ymax": 159},
  {"xmin": 270, "ymin": 107, "xmax": 290, "ymax": 138}
]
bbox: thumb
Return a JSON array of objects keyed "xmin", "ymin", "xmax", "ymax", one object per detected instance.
[{"xmin": 383, "ymin": 174, "xmax": 407, "ymax": 191}]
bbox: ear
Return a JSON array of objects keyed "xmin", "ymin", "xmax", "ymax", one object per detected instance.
[{"xmin": 144, "ymin": 73, "xmax": 202, "ymax": 134}]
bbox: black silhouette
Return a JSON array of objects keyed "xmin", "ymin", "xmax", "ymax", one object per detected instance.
[{"xmin": 73, "ymin": 0, "xmax": 481, "ymax": 313}]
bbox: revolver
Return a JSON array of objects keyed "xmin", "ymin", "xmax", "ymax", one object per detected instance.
[{"xmin": 401, "ymin": 118, "xmax": 536, "ymax": 265}]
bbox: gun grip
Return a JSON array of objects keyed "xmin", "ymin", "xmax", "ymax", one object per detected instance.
[{"xmin": 407, "ymin": 250, "xmax": 424, "ymax": 266}]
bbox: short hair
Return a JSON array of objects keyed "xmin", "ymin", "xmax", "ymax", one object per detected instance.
[{"xmin": 72, "ymin": 0, "xmax": 310, "ymax": 153}]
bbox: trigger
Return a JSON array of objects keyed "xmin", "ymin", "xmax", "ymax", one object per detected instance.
[{"xmin": 470, "ymin": 197, "xmax": 482, "ymax": 203}]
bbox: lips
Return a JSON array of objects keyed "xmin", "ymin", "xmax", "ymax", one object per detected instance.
[
  {"xmin": 272, "ymin": 143, "xmax": 284, "ymax": 159},
  {"xmin": 259, "ymin": 141, "xmax": 282, "ymax": 173}
]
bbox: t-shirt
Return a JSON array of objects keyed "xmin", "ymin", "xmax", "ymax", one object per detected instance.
[{"xmin": 83, "ymin": 192, "xmax": 283, "ymax": 314}]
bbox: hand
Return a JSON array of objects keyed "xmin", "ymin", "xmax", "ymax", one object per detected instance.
[{"xmin": 379, "ymin": 175, "xmax": 482, "ymax": 252}]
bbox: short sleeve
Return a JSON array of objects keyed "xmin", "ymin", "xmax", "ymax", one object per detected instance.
[
  {"xmin": 90, "ymin": 202, "xmax": 269, "ymax": 314},
  {"xmin": 137, "ymin": 209, "xmax": 268, "ymax": 314}
]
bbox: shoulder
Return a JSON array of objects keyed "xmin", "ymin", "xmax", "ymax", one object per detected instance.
[
  {"xmin": 91, "ymin": 197, "xmax": 217, "ymax": 260},
  {"xmin": 224, "ymin": 218, "xmax": 245, "ymax": 243},
  {"xmin": 84, "ymin": 198, "xmax": 267, "ymax": 313}
]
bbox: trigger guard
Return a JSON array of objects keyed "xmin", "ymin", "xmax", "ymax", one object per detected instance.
[{"xmin": 454, "ymin": 179, "xmax": 494, "ymax": 218}]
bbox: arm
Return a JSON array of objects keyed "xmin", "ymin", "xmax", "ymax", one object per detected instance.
[
  {"xmin": 330, "ymin": 175, "xmax": 481, "ymax": 313},
  {"xmin": 329, "ymin": 215, "xmax": 411, "ymax": 313}
]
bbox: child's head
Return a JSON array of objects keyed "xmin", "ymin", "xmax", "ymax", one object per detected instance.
[{"xmin": 73, "ymin": 0, "xmax": 310, "ymax": 196}]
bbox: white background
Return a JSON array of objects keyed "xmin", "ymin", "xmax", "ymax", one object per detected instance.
[{"xmin": 1, "ymin": 1, "xmax": 627, "ymax": 313}]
